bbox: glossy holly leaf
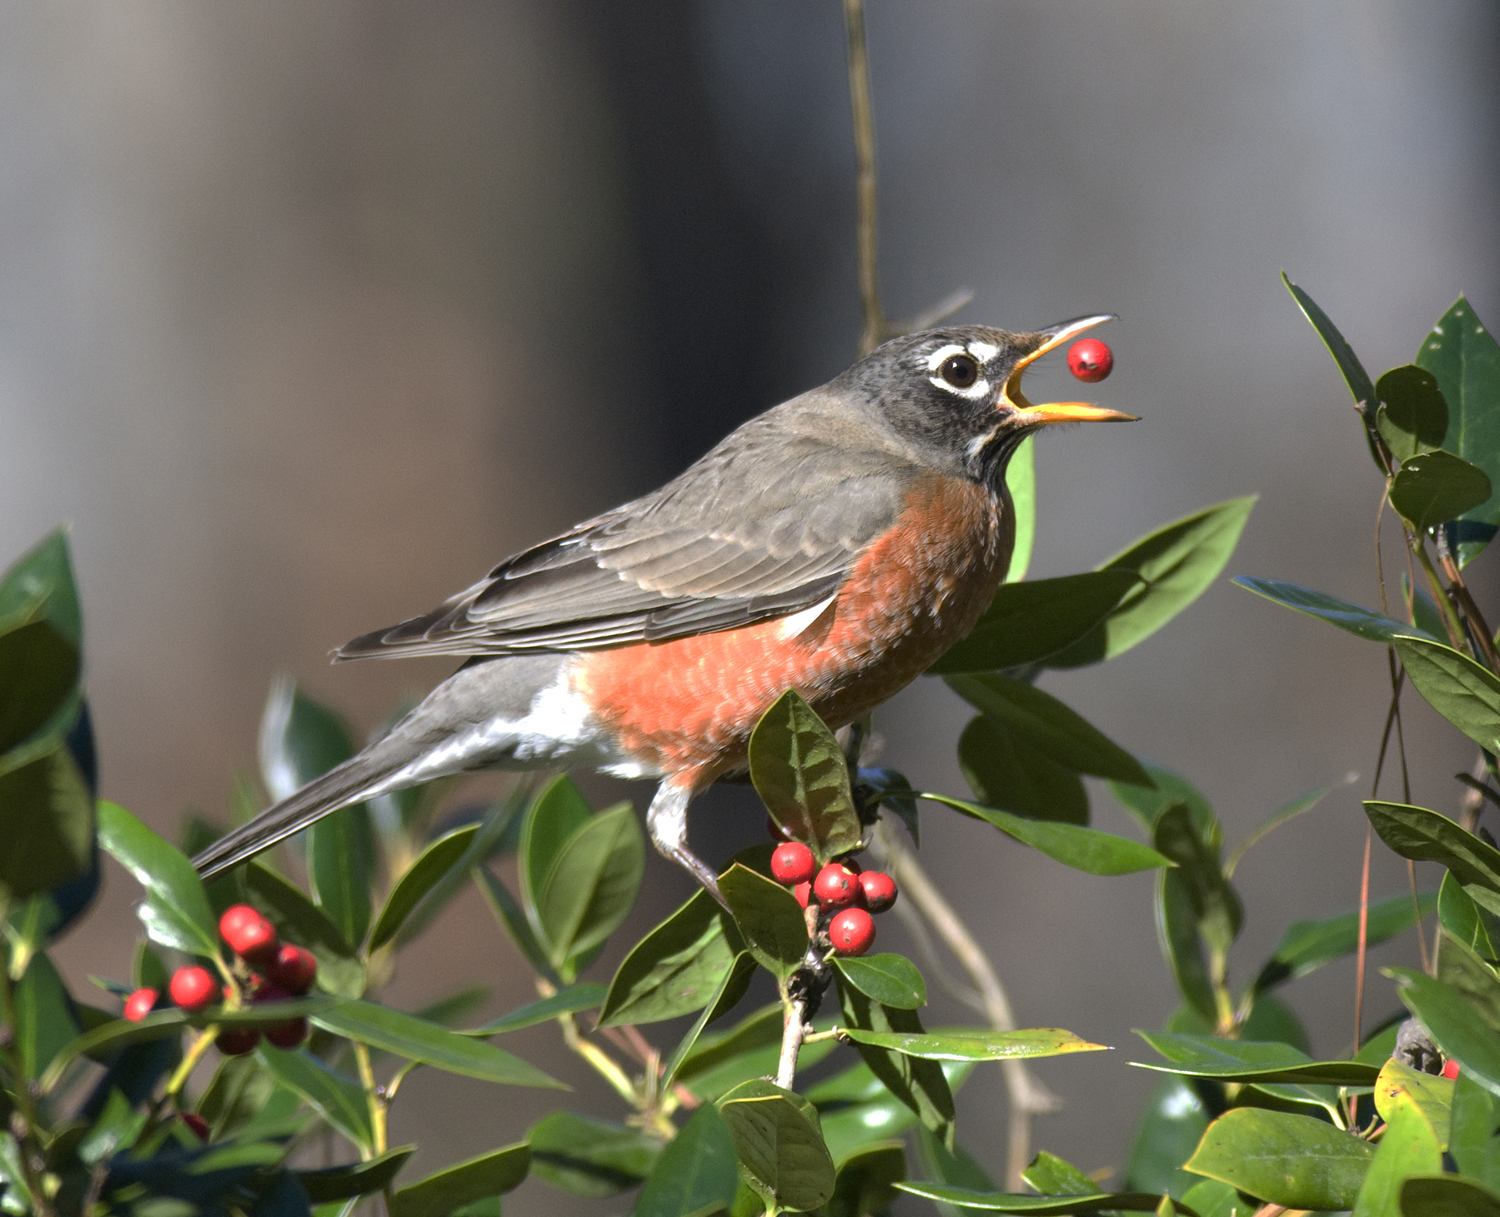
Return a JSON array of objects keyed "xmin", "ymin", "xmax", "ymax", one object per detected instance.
[
  {"xmin": 313, "ymin": 1000, "xmax": 565, "ymax": 1088},
  {"xmin": 12, "ymin": 951, "xmax": 81, "ymax": 1079},
  {"xmin": 296, "ymin": 1147, "xmax": 416, "ymax": 1203},
  {"xmin": 1154, "ymin": 803, "xmax": 1240, "ymax": 961},
  {"xmin": 674, "ymin": 1004, "xmax": 783, "ymax": 1089},
  {"xmin": 957, "ymin": 715, "xmax": 1088, "ymax": 825},
  {"xmin": 839, "ymin": 1027, "xmax": 1105, "ymax": 1061},
  {"xmin": 599, "ymin": 887, "xmax": 742, "ymax": 1026},
  {"xmin": 389, "ymin": 1143, "xmax": 529, "ymax": 1217},
  {"xmin": 813, "ymin": 1060, "xmax": 973, "ymax": 1166},
  {"xmin": 244, "ymin": 863, "xmax": 354, "ymax": 963},
  {"xmin": 518, "ymin": 774, "xmax": 594, "ymax": 930},
  {"xmin": 1177, "ymin": 1179, "xmax": 1254, "ymax": 1217},
  {"xmin": 368, "ymin": 824, "xmax": 479, "ymax": 951},
  {"xmin": 1113, "ymin": 760, "xmax": 1219, "ymax": 843},
  {"xmin": 856, "ymin": 767, "xmax": 919, "ymax": 845},
  {"xmin": 1392, "ymin": 967, "xmax": 1500, "ymax": 1098},
  {"xmin": 825, "ymin": 1143, "xmax": 906, "ymax": 1217},
  {"xmin": 1283, "ymin": 273, "xmax": 1383, "ymax": 466},
  {"xmin": 1389, "ymin": 450, "xmax": 1493, "ymax": 531},
  {"xmin": 0, "ymin": 621, "xmax": 79, "ymax": 756},
  {"xmin": 98, "ymin": 800, "xmax": 218, "ymax": 957},
  {"xmin": 1020, "ymin": 1151, "xmax": 1094, "ymax": 1197},
  {"xmin": 1449, "ymin": 1070, "xmax": 1500, "ymax": 1193},
  {"xmin": 946, "ymin": 673, "xmax": 1153, "ymax": 787},
  {"xmin": 1043, "ymin": 496, "xmax": 1256, "ymax": 668},
  {"xmin": 1253, "ymin": 888, "xmax": 1436, "ymax": 992},
  {"xmin": 717, "ymin": 1079, "xmax": 836, "ymax": 1214},
  {"xmin": 1184, "ymin": 1107, "xmax": 1373, "ymax": 1209},
  {"xmin": 1353, "ymin": 1073, "xmax": 1442, "ymax": 1217},
  {"xmin": 0, "ymin": 529, "xmax": 82, "ymax": 647},
  {"xmin": 928, "ymin": 793, "xmax": 1170, "ymax": 875},
  {"xmin": 467, "ymin": 984, "xmax": 607, "ymax": 1036},
  {"xmin": 1439, "ymin": 872, "xmax": 1500, "ymax": 960},
  {"xmin": 631, "ymin": 1102, "xmax": 739, "ymax": 1217},
  {"xmin": 1124, "ymin": 1077, "xmax": 1209, "ymax": 1199},
  {"xmin": 1434, "ymin": 932, "xmax": 1500, "ymax": 1031},
  {"xmin": 1373, "ymin": 1056, "xmax": 1454, "ymax": 1146},
  {"xmin": 473, "ymin": 866, "xmax": 558, "ymax": 986},
  {"xmin": 1393, "ymin": 635, "xmax": 1500, "ymax": 754},
  {"xmin": 838, "ymin": 981, "xmax": 955, "ymax": 1148},
  {"xmin": 535, "ymin": 803, "xmax": 643, "ymax": 971},
  {"xmin": 1223, "ymin": 777, "xmax": 1352, "ymax": 879},
  {"xmin": 1133, "ymin": 1032, "xmax": 1379, "ymax": 1086},
  {"xmin": 1232, "ymin": 577, "xmax": 1440, "ymax": 645},
  {"xmin": 257, "ymin": 1044, "xmax": 374, "ymax": 1152},
  {"xmin": 1376, "ymin": 364, "xmax": 1447, "ymax": 463},
  {"xmin": 832, "ymin": 954, "xmax": 926, "ymax": 1010},
  {"xmin": 660, "ymin": 953, "xmax": 758, "ymax": 1092},
  {"xmin": 929, "ymin": 570, "xmax": 1141, "ymax": 675},
  {"xmin": 1004, "ymin": 435, "xmax": 1036, "ymax": 583},
  {"xmin": 1416, "ymin": 295, "xmax": 1500, "ymax": 565},
  {"xmin": 1402, "ymin": 1175, "xmax": 1500, "ymax": 1217},
  {"xmin": 749, "ymin": 690, "xmax": 861, "ymax": 862},
  {"xmin": 718, "ymin": 864, "xmax": 809, "ymax": 981},
  {"xmin": 0, "ymin": 749, "xmax": 95, "ymax": 901},
  {"xmin": 1364, "ymin": 800, "xmax": 1500, "ymax": 915},
  {"xmin": 526, "ymin": 1112, "xmax": 657, "ymax": 1197},
  {"xmin": 894, "ymin": 1185, "xmax": 1180, "ymax": 1214}
]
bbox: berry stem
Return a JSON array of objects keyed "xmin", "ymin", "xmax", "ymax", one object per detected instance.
[
  {"xmin": 164, "ymin": 1028, "xmax": 218, "ymax": 1102},
  {"xmin": 352, "ymin": 1041, "xmax": 387, "ymax": 1157}
]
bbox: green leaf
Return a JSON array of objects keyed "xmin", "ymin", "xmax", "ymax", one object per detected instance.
[
  {"xmin": 957, "ymin": 715, "xmax": 1088, "ymax": 826},
  {"xmin": 946, "ymin": 673, "xmax": 1153, "ymax": 787},
  {"xmin": 1389, "ymin": 450, "xmax": 1493, "ymax": 531},
  {"xmin": 926, "ymin": 793, "xmax": 1171, "ymax": 875},
  {"xmin": 1133, "ymin": 1031, "xmax": 1380, "ymax": 1086},
  {"xmin": 1393, "ymin": 636, "xmax": 1500, "ymax": 754},
  {"xmin": 12, "ymin": 951, "xmax": 80, "ymax": 1079},
  {"xmin": 1153, "ymin": 804, "xmax": 1241, "ymax": 961},
  {"xmin": 473, "ymin": 865, "xmax": 558, "ymax": 986},
  {"xmin": 1373, "ymin": 1056, "xmax": 1454, "ymax": 1150},
  {"xmin": 1224, "ymin": 777, "xmax": 1352, "ymax": 879},
  {"xmin": 717, "ymin": 1079, "xmax": 836, "ymax": 1214},
  {"xmin": 307, "ymin": 803, "xmax": 374, "ymax": 954},
  {"xmin": 600, "ymin": 887, "xmax": 742, "ymax": 1027},
  {"xmin": 1043, "ymin": 496, "xmax": 1256, "ymax": 668},
  {"xmin": 894, "ymin": 1184, "xmax": 1180, "ymax": 1214},
  {"xmin": 98, "ymin": 800, "xmax": 218, "ymax": 957},
  {"xmin": 1156, "ymin": 868, "xmax": 1213, "ymax": 1021},
  {"xmin": 748, "ymin": 690, "xmax": 862, "ymax": 862},
  {"xmin": 1283, "ymin": 273, "xmax": 1383, "ymax": 465},
  {"xmin": 257, "ymin": 1044, "xmax": 374, "ymax": 1152},
  {"xmin": 1449, "ymin": 1069, "xmax": 1500, "ymax": 1193},
  {"xmin": 1184, "ymin": 1107, "xmax": 1374, "ymax": 1209},
  {"xmin": 1021, "ymin": 1152, "xmax": 1094, "ymax": 1196},
  {"xmin": 0, "ymin": 621, "xmax": 79, "ymax": 755},
  {"xmin": 1365, "ymin": 801, "xmax": 1500, "ymax": 913},
  {"xmin": 826, "ymin": 1143, "xmax": 906, "ymax": 1217},
  {"xmin": 1178, "ymin": 1179, "xmax": 1255, "ymax": 1217},
  {"xmin": 1376, "ymin": 365, "xmax": 1448, "ymax": 463},
  {"xmin": 313, "ymin": 999, "xmax": 565, "ymax": 1088},
  {"xmin": 368, "ymin": 825, "xmax": 479, "ymax": 951},
  {"xmin": 832, "ymin": 954, "xmax": 926, "ymax": 1010},
  {"xmin": 526, "ymin": 1112, "xmax": 657, "ymax": 1197},
  {"xmin": 467, "ymin": 984, "xmax": 608, "ymax": 1036},
  {"xmin": 0, "ymin": 749, "xmax": 94, "ymax": 902},
  {"xmin": 536, "ymin": 803, "xmax": 644, "ymax": 969},
  {"xmin": 1391, "ymin": 968, "xmax": 1500, "ymax": 1098},
  {"xmin": 0, "ymin": 529, "xmax": 82, "ymax": 648},
  {"xmin": 1111, "ymin": 760, "xmax": 1218, "ymax": 842},
  {"xmin": 1232, "ymin": 577, "xmax": 1440, "ymax": 645},
  {"xmin": 838, "ymin": 1027, "xmax": 1106, "ymax": 1061},
  {"xmin": 674, "ymin": 1004, "xmax": 784, "ymax": 1087},
  {"xmin": 717, "ymin": 863, "xmax": 809, "ymax": 981},
  {"xmin": 660, "ymin": 953, "xmax": 758, "ymax": 1093},
  {"xmin": 838, "ymin": 981, "xmax": 955, "ymax": 1148},
  {"xmin": 244, "ymin": 863, "xmax": 362, "ymax": 985},
  {"xmin": 297, "ymin": 1148, "xmax": 416, "ymax": 1203},
  {"xmin": 389, "ymin": 1143, "xmax": 529, "ymax": 1217},
  {"xmin": 1439, "ymin": 872, "xmax": 1499, "ymax": 960},
  {"xmin": 929, "ymin": 570, "xmax": 1141, "ymax": 675},
  {"xmin": 1435, "ymin": 932, "xmax": 1500, "ymax": 1030},
  {"xmin": 518, "ymin": 775, "xmax": 594, "ymax": 937},
  {"xmin": 1254, "ymin": 889, "xmax": 1436, "ymax": 992},
  {"xmin": 631, "ymin": 1102, "xmax": 739, "ymax": 1217},
  {"xmin": 1003, "ymin": 435, "xmax": 1035, "ymax": 583},
  {"xmin": 1416, "ymin": 295, "xmax": 1500, "ymax": 565},
  {"xmin": 1124, "ymin": 1077, "xmax": 1209, "ymax": 1199},
  {"xmin": 1401, "ymin": 1175, "xmax": 1500, "ymax": 1217},
  {"xmin": 1353, "ymin": 1077, "xmax": 1442, "ymax": 1217}
]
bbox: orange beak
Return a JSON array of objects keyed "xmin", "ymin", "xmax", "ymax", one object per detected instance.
[{"xmin": 1002, "ymin": 314, "xmax": 1138, "ymax": 426}]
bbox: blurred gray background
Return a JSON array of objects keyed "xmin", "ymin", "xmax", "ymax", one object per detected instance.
[{"xmin": 4, "ymin": 1, "xmax": 1498, "ymax": 1210}]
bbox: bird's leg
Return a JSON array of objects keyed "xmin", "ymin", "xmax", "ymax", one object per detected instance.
[{"xmin": 646, "ymin": 779, "xmax": 727, "ymax": 909}]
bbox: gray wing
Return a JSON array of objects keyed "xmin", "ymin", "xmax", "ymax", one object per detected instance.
[{"xmin": 335, "ymin": 410, "xmax": 917, "ymax": 660}]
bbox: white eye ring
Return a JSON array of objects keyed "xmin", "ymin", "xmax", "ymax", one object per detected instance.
[{"xmin": 926, "ymin": 344, "xmax": 990, "ymax": 399}]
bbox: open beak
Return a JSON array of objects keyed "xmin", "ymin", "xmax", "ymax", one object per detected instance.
[{"xmin": 1002, "ymin": 313, "xmax": 1138, "ymax": 426}]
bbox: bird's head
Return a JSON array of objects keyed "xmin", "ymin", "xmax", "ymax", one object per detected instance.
[{"xmin": 840, "ymin": 316, "xmax": 1137, "ymax": 487}]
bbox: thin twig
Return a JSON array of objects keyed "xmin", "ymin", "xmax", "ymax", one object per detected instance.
[{"xmin": 843, "ymin": 0, "xmax": 886, "ymax": 356}]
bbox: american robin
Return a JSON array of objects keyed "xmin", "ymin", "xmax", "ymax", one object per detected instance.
[{"xmin": 192, "ymin": 317, "xmax": 1133, "ymax": 897}]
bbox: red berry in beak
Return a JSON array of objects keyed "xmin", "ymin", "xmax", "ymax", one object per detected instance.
[{"xmin": 1067, "ymin": 338, "xmax": 1113, "ymax": 383}]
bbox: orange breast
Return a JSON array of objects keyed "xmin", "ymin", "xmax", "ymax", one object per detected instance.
[{"xmin": 574, "ymin": 474, "xmax": 1012, "ymax": 790}]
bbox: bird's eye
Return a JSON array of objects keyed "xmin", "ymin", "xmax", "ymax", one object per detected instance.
[{"xmin": 938, "ymin": 353, "xmax": 980, "ymax": 389}]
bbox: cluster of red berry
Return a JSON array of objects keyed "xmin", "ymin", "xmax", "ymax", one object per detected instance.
[
  {"xmin": 121, "ymin": 905, "xmax": 317, "ymax": 1056},
  {"xmin": 767, "ymin": 823, "xmax": 898, "ymax": 957}
]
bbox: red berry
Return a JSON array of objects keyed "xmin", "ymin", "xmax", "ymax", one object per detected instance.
[
  {"xmin": 219, "ymin": 905, "xmax": 279, "ymax": 967},
  {"xmin": 765, "ymin": 816, "xmax": 792, "ymax": 843},
  {"xmin": 215, "ymin": 1028, "xmax": 260, "ymax": 1056},
  {"xmin": 793, "ymin": 881, "xmax": 813, "ymax": 908},
  {"xmin": 179, "ymin": 1113, "xmax": 210, "ymax": 1142},
  {"xmin": 857, "ymin": 870, "xmax": 898, "ymax": 913},
  {"xmin": 1067, "ymin": 338, "xmax": 1113, "ymax": 383},
  {"xmin": 252, "ymin": 983, "xmax": 292, "ymax": 1005},
  {"xmin": 265, "ymin": 1017, "xmax": 308, "ymax": 1049},
  {"xmin": 771, "ymin": 842, "xmax": 817, "ymax": 886},
  {"xmin": 829, "ymin": 908, "xmax": 876, "ymax": 956},
  {"xmin": 1443, "ymin": 1058, "xmax": 1461, "ymax": 1080},
  {"xmin": 123, "ymin": 988, "xmax": 158, "ymax": 1022},
  {"xmin": 267, "ymin": 945, "xmax": 317, "ymax": 995},
  {"xmin": 813, "ymin": 863, "xmax": 859, "ymax": 908},
  {"xmin": 168, "ymin": 966, "xmax": 221, "ymax": 1013}
]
